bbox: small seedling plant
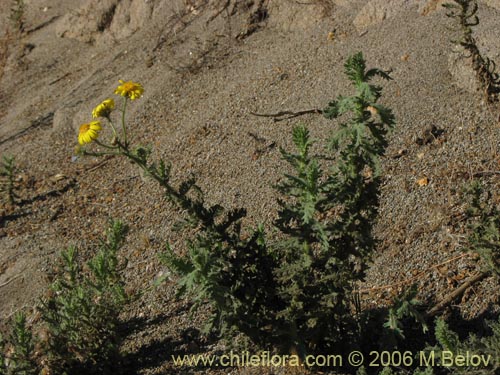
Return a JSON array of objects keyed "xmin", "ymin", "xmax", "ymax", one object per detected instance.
[
  {"xmin": 9, "ymin": 0, "xmax": 24, "ymax": 31},
  {"xmin": 0, "ymin": 155, "xmax": 20, "ymax": 206},
  {"xmin": 464, "ymin": 181, "xmax": 500, "ymax": 277}
]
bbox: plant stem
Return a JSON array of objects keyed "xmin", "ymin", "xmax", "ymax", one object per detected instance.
[
  {"xmin": 94, "ymin": 140, "xmax": 119, "ymax": 151},
  {"xmin": 107, "ymin": 117, "xmax": 119, "ymax": 140},
  {"xmin": 121, "ymin": 98, "xmax": 128, "ymax": 147},
  {"xmin": 117, "ymin": 143, "xmax": 182, "ymax": 204}
]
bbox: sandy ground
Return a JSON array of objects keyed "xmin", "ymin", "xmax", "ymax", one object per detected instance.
[{"xmin": 1, "ymin": 0, "xmax": 500, "ymax": 373}]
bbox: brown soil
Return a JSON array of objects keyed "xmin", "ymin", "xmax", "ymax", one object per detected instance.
[{"xmin": 1, "ymin": 0, "xmax": 500, "ymax": 374}]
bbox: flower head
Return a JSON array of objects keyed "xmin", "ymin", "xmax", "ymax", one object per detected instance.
[
  {"xmin": 78, "ymin": 121, "xmax": 102, "ymax": 145},
  {"xmin": 114, "ymin": 80, "xmax": 144, "ymax": 100},
  {"xmin": 92, "ymin": 99, "xmax": 115, "ymax": 118}
]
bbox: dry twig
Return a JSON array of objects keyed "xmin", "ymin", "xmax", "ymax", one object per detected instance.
[
  {"xmin": 426, "ymin": 271, "xmax": 489, "ymax": 317},
  {"xmin": 250, "ymin": 108, "xmax": 322, "ymax": 122}
]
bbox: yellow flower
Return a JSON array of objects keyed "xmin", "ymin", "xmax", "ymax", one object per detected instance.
[
  {"xmin": 92, "ymin": 99, "xmax": 115, "ymax": 118},
  {"xmin": 114, "ymin": 80, "xmax": 144, "ymax": 100},
  {"xmin": 78, "ymin": 121, "xmax": 101, "ymax": 145}
]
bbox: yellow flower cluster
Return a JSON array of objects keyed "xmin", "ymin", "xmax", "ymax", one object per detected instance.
[{"xmin": 77, "ymin": 80, "xmax": 143, "ymax": 146}]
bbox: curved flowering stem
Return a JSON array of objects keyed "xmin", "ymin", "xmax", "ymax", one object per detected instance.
[
  {"xmin": 106, "ymin": 117, "xmax": 119, "ymax": 140},
  {"xmin": 76, "ymin": 80, "xmax": 251, "ymax": 237},
  {"xmin": 121, "ymin": 98, "xmax": 128, "ymax": 147},
  {"xmin": 113, "ymin": 79, "xmax": 144, "ymax": 146},
  {"xmin": 77, "ymin": 80, "xmax": 239, "ymax": 232},
  {"xmin": 80, "ymin": 149, "xmax": 120, "ymax": 158},
  {"xmin": 94, "ymin": 140, "xmax": 119, "ymax": 151}
]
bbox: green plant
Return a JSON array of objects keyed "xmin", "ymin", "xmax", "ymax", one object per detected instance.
[
  {"xmin": 0, "ymin": 313, "xmax": 38, "ymax": 375},
  {"xmin": 162, "ymin": 225, "xmax": 278, "ymax": 345},
  {"xmin": 0, "ymin": 334, "xmax": 5, "ymax": 375},
  {"xmin": 393, "ymin": 182, "xmax": 500, "ymax": 375},
  {"xmin": 0, "ymin": 221, "xmax": 129, "ymax": 374},
  {"xmin": 40, "ymin": 219, "xmax": 129, "ymax": 373},
  {"xmin": 443, "ymin": 0, "xmax": 500, "ymax": 102},
  {"xmin": 464, "ymin": 181, "xmax": 500, "ymax": 276},
  {"xmin": 383, "ymin": 285, "xmax": 428, "ymax": 342},
  {"xmin": 76, "ymin": 53, "xmax": 395, "ymax": 357},
  {"xmin": 130, "ymin": 131, "xmax": 278, "ymax": 346},
  {"xmin": 432, "ymin": 316, "xmax": 500, "ymax": 373},
  {"xmin": 0, "ymin": 337, "xmax": 5, "ymax": 375},
  {"xmin": 78, "ymin": 81, "xmax": 280, "ymax": 347},
  {"xmin": 0, "ymin": 155, "xmax": 19, "ymax": 206},
  {"xmin": 434, "ymin": 317, "xmax": 460, "ymax": 353},
  {"xmin": 9, "ymin": 0, "xmax": 24, "ymax": 31},
  {"xmin": 412, "ymin": 368, "xmax": 435, "ymax": 375},
  {"xmin": 271, "ymin": 52, "xmax": 394, "ymax": 356}
]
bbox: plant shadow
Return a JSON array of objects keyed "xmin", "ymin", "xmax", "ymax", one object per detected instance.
[{"xmin": 118, "ymin": 311, "xmax": 209, "ymax": 374}]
